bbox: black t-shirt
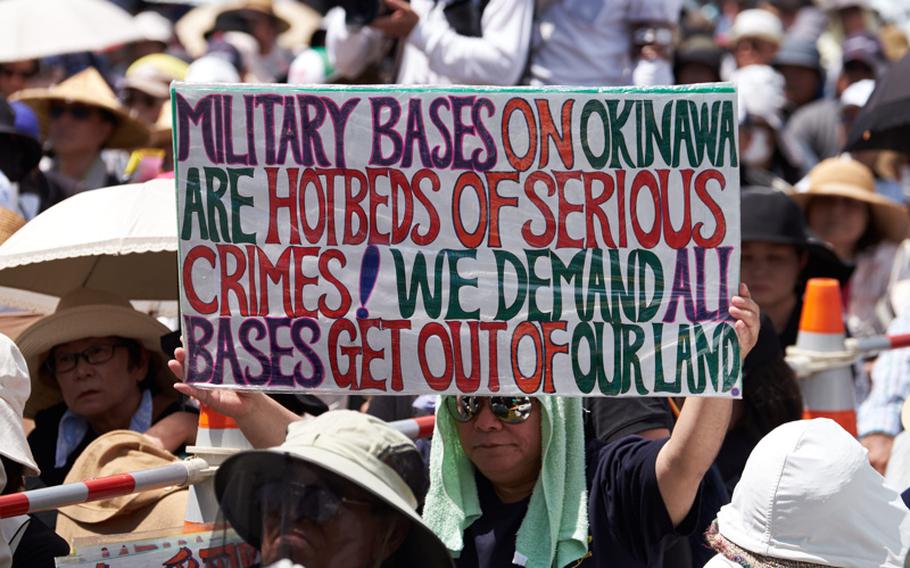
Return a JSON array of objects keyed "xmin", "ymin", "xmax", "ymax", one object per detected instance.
[
  {"xmin": 583, "ymin": 397, "xmax": 674, "ymax": 443},
  {"xmin": 456, "ymin": 436, "xmax": 704, "ymax": 568}
]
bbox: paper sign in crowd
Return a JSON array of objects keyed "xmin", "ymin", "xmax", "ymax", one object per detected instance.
[{"xmin": 173, "ymin": 84, "xmax": 741, "ymax": 397}]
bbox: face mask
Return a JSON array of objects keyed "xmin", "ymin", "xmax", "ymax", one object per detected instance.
[{"xmin": 743, "ymin": 128, "xmax": 773, "ymax": 167}]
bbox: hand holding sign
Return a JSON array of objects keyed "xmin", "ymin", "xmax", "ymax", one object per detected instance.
[{"xmin": 729, "ymin": 283, "xmax": 760, "ymax": 359}]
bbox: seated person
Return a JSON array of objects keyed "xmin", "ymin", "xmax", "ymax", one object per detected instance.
[
  {"xmin": 740, "ymin": 186, "xmax": 850, "ymax": 348},
  {"xmin": 17, "ymin": 288, "xmax": 198, "ymax": 487},
  {"xmin": 421, "ymin": 285, "xmax": 759, "ymax": 566},
  {"xmin": 0, "ymin": 333, "xmax": 69, "ymax": 567},
  {"xmin": 705, "ymin": 418, "xmax": 909, "ymax": 567},
  {"xmin": 214, "ymin": 410, "xmax": 453, "ymax": 567}
]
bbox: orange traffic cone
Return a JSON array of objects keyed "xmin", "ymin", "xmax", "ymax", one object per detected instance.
[
  {"xmin": 183, "ymin": 404, "xmax": 252, "ymax": 528},
  {"xmin": 795, "ymin": 278, "xmax": 857, "ymax": 436}
]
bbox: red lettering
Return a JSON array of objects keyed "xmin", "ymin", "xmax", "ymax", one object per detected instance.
[
  {"xmin": 183, "ymin": 246, "xmax": 217, "ymax": 314},
  {"xmin": 502, "ymin": 98, "xmax": 537, "ymax": 171},
  {"xmin": 521, "ymin": 171, "xmax": 556, "ymax": 248}
]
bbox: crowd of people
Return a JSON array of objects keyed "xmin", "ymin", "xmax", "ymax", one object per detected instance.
[{"xmin": 2, "ymin": 0, "xmax": 910, "ymax": 566}]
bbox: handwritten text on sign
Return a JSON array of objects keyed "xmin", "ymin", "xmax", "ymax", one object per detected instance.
[{"xmin": 174, "ymin": 84, "xmax": 742, "ymax": 397}]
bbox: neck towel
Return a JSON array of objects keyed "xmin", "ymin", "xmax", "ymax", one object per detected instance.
[{"xmin": 424, "ymin": 396, "xmax": 588, "ymax": 568}]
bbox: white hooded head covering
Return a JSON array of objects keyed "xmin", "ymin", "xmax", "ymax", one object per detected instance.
[{"xmin": 713, "ymin": 419, "xmax": 910, "ymax": 567}]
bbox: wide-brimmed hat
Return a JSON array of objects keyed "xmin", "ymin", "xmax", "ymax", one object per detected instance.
[
  {"xmin": 789, "ymin": 156, "xmax": 910, "ymax": 242},
  {"xmin": 11, "ymin": 67, "xmax": 150, "ymax": 150},
  {"xmin": 215, "ymin": 410, "xmax": 453, "ymax": 567},
  {"xmin": 175, "ymin": 0, "xmax": 320, "ymax": 59},
  {"xmin": 121, "ymin": 54, "xmax": 188, "ymax": 100},
  {"xmin": 55, "ymin": 430, "xmax": 187, "ymax": 544},
  {"xmin": 730, "ymin": 9, "xmax": 784, "ymax": 46},
  {"xmin": 0, "ymin": 332, "xmax": 39, "ymax": 477},
  {"xmin": 713, "ymin": 419, "xmax": 910, "ymax": 566},
  {"xmin": 16, "ymin": 287, "xmax": 175, "ymax": 418}
]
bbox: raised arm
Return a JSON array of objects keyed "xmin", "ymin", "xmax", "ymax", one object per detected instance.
[
  {"xmin": 169, "ymin": 347, "xmax": 301, "ymax": 448},
  {"xmin": 655, "ymin": 283, "xmax": 760, "ymax": 526}
]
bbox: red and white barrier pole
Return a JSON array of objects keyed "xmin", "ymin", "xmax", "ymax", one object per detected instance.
[
  {"xmin": 0, "ymin": 458, "xmax": 208, "ymax": 519},
  {"xmin": 389, "ymin": 415, "xmax": 435, "ymax": 440},
  {"xmin": 0, "ymin": 415, "xmax": 435, "ymax": 520}
]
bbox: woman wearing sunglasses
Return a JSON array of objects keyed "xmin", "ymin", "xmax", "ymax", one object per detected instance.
[{"xmin": 423, "ymin": 284, "xmax": 761, "ymax": 567}]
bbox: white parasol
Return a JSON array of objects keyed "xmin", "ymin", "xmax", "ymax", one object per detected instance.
[
  {"xmin": 0, "ymin": 178, "xmax": 179, "ymax": 302},
  {"xmin": 0, "ymin": 0, "xmax": 145, "ymax": 63}
]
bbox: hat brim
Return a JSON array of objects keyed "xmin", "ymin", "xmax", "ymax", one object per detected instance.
[
  {"xmin": 790, "ymin": 184, "xmax": 910, "ymax": 242},
  {"xmin": 12, "ymin": 92, "xmax": 150, "ymax": 150},
  {"xmin": 215, "ymin": 448, "xmax": 453, "ymax": 567},
  {"xmin": 121, "ymin": 76, "xmax": 170, "ymax": 100},
  {"xmin": 16, "ymin": 304, "xmax": 175, "ymax": 418},
  {"xmin": 0, "ymin": 405, "xmax": 38, "ymax": 476}
]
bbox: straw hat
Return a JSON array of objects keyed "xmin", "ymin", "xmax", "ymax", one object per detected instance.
[
  {"xmin": 175, "ymin": 0, "xmax": 320, "ymax": 59},
  {"xmin": 215, "ymin": 411, "xmax": 453, "ymax": 567},
  {"xmin": 0, "ymin": 208, "xmax": 25, "ymax": 245},
  {"xmin": 11, "ymin": 67, "xmax": 150, "ymax": 150},
  {"xmin": 55, "ymin": 430, "xmax": 187, "ymax": 544},
  {"xmin": 0, "ymin": 333, "xmax": 39, "ymax": 477},
  {"xmin": 16, "ymin": 288, "xmax": 175, "ymax": 418},
  {"xmin": 789, "ymin": 156, "xmax": 910, "ymax": 242}
]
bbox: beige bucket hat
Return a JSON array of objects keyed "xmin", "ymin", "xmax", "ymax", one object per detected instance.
[
  {"xmin": 16, "ymin": 288, "xmax": 175, "ymax": 418},
  {"xmin": 55, "ymin": 430, "xmax": 187, "ymax": 545},
  {"xmin": 12, "ymin": 67, "xmax": 151, "ymax": 149}
]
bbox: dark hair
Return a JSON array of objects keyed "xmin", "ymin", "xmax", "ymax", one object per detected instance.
[
  {"xmin": 739, "ymin": 358, "xmax": 804, "ymax": 441},
  {"xmin": 1, "ymin": 454, "xmax": 24, "ymax": 495}
]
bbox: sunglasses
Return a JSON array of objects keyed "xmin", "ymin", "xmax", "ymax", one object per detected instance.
[
  {"xmin": 447, "ymin": 396, "xmax": 534, "ymax": 424},
  {"xmin": 0, "ymin": 66, "xmax": 38, "ymax": 80},
  {"xmin": 257, "ymin": 481, "xmax": 376, "ymax": 526},
  {"xmin": 48, "ymin": 102, "xmax": 98, "ymax": 121}
]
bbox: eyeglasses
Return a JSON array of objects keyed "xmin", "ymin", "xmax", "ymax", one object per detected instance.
[
  {"xmin": 48, "ymin": 102, "xmax": 98, "ymax": 121},
  {"xmin": 258, "ymin": 481, "xmax": 376, "ymax": 526},
  {"xmin": 50, "ymin": 342, "xmax": 126, "ymax": 374},
  {"xmin": 447, "ymin": 396, "xmax": 534, "ymax": 424}
]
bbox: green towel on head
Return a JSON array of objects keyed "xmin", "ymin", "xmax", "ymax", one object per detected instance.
[{"xmin": 423, "ymin": 396, "xmax": 589, "ymax": 568}]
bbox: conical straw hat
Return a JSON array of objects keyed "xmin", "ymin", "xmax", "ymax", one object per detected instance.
[{"xmin": 12, "ymin": 67, "xmax": 150, "ymax": 150}]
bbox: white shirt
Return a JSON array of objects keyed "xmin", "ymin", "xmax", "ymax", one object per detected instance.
[
  {"xmin": 528, "ymin": 0, "xmax": 681, "ymax": 86},
  {"xmin": 326, "ymin": 0, "xmax": 534, "ymax": 86}
]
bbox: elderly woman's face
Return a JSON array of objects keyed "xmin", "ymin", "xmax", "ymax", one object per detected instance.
[{"xmin": 50, "ymin": 336, "xmax": 146, "ymax": 420}]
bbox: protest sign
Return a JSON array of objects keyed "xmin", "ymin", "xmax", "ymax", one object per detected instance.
[
  {"xmin": 56, "ymin": 527, "xmax": 255, "ymax": 567},
  {"xmin": 173, "ymin": 83, "xmax": 741, "ymax": 397}
]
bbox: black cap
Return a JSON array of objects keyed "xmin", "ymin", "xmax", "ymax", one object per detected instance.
[{"xmin": 0, "ymin": 99, "xmax": 42, "ymax": 182}]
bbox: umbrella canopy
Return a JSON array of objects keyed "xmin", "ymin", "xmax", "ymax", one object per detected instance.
[
  {"xmin": 845, "ymin": 52, "xmax": 910, "ymax": 154},
  {"xmin": 0, "ymin": 0, "xmax": 145, "ymax": 63},
  {"xmin": 0, "ymin": 179, "xmax": 179, "ymax": 301}
]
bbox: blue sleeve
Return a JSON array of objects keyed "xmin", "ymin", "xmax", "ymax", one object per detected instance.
[{"xmin": 586, "ymin": 436, "xmax": 705, "ymax": 564}]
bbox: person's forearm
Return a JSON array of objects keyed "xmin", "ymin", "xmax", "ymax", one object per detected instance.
[
  {"xmin": 655, "ymin": 397, "xmax": 732, "ymax": 526},
  {"xmin": 234, "ymin": 393, "xmax": 302, "ymax": 448}
]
